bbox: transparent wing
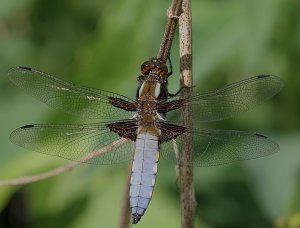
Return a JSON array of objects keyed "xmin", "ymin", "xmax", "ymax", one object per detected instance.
[
  {"xmin": 160, "ymin": 75, "xmax": 284, "ymax": 122},
  {"xmin": 8, "ymin": 66, "xmax": 136, "ymax": 120},
  {"xmin": 160, "ymin": 129, "xmax": 279, "ymax": 167},
  {"xmin": 10, "ymin": 123, "xmax": 135, "ymax": 165}
]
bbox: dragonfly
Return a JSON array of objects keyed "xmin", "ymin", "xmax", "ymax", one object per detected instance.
[{"xmin": 8, "ymin": 58, "xmax": 283, "ymax": 224}]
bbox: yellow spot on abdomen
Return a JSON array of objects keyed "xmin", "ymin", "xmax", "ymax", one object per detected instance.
[
  {"xmin": 155, "ymin": 151, "xmax": 159, "ymax": 162},
  {"xmin": 149, "ymin": 190, "xmax": 153, "ymax": 198},
  {"xmin": 153, "ymin": 163, "xmax": 158, "ymax": 174},
  {"xmin": 151, "ymin": 178, "xmax": 155, "ymax": 186}
]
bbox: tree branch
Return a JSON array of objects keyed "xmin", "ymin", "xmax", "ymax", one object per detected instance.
[
  {"xmin": 157, "ymin": 0, "xmax": 183, "ymax": 62},
  {"xmin": 178, "ymin": 0, "xmax": 197, "ymax": 227},
  {"xmin": 118, "ymin": 159, "xmax": 133, "ymax": 228},
  {"xmin": 0, "ymin": 138, "xmax": 128, "ymax": 186}
]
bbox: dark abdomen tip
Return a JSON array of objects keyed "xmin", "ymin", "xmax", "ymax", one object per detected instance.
[{"xmin": 132, "ymin": 214, "xmax": 142, "ymax": 224}]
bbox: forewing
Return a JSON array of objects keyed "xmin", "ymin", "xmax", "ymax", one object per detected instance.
[
  {"xmin": 160, "ymin": 129, "xmax": 279, "ymax": 166},
  {"xmin": 10, "ymin": 123, "xmax": 135, "ymax": 165},
  {"xmin": 8, "ymin": 66, "xmax": 136, "ymax": 120},
  {"xmin": 159, "ymin": 75, "xmax": 284, "ymax": 122}
]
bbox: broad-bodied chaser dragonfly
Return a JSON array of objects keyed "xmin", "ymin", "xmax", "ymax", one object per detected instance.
[{"xmin": 8, "ymin": 58, "xmax": 283, "ymax": 224}]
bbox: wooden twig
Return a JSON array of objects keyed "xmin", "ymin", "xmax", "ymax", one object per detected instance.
[
  {"xmin": 157, "ymin": 0, "xmax": 183, "ymax": 62},
  {"xmin": 118, "ymin": 145, "xmax": 134, "ymax": 228},
  {"xmin": 178, "ymin": 0, "xmax": 197, "ymax": 227},
  {"xmin": 0, "ymin": 138, "xmax": 128, "ymax": 186}
]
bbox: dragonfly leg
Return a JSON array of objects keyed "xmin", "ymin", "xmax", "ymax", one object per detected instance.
[
  {"xmin": 168, "ymin": 85, "xmax": 194, "ymax": 97},
  {"xmin": 167, "ymin": 56, "xmax": 173, "ymax": 77}
]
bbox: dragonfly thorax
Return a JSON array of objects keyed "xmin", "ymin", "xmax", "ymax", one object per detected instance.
[{"xmin": 136, "ymin": 100, "xmax": 158, "ymax": 121}]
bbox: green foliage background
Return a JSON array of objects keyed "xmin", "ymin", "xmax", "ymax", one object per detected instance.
[{"xmin": 0, "ymin": 0, "xmax": 300, "ymax": 227}]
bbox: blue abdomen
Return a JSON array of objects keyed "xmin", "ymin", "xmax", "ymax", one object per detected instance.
[{"xmin": 130, "ymin": 132, "xmax": 159, "ymax": 224}]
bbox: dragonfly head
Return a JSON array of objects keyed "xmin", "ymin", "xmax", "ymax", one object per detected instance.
[{"xmin": 141, "ymin": 58, "xmax": 168, "ymax": 78}]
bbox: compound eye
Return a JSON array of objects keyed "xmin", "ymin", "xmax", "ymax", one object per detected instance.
[
  {"xmin": 141, "ymin": 61, "xmax": 151, "ymax": 75},
  {"xmin": 159, "ymin": 65, "xmax": 168, "ymax": 77}
]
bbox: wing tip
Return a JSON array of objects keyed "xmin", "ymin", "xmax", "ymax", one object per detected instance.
[
  {"xmin": 253, "ymin": 132, "xmax": 280, "ymax": 152},
  {"xmin": 257, "ymin": 74, "xmax": 271, "ymax": 79},
  {"xmin": 253, "ymin": 133, "xmax": 268, "ymax": 138},
  {"xmin": 18, "ymin": 66, "xmax": 32, "ymax": 71},
  {"xmin": 256, "ymin": 74, "xmax": 284, "ymax": 94},
  {"xmin": 257, "ymin": 74, "xmax": 284, "ymax": 84},
  {"xmin": 20, "ymin": 124, "xmax": 35, "ymax": 129},
  {"xmin": 9, "ymin": 124, "xmax": 35, "ymax": 143},
  {"xmin": 7, "ymin": 66, "xmax": 33, "ymax": 81},
  {"xmin": 8, "ymin": 66, "xmax": 32, "ymax": 73}
]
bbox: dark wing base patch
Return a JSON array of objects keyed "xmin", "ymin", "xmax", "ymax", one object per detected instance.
[
  {"xmin": 159, "ymin": 122, "xmax": 186, "ymax": 143},
  {"xmin": 107, "ymin": 120, "xmax": 138, "ymax": 141},
  {"xmin": 109, "ymin": 97, "xmax": 138, "ymax": 111}
]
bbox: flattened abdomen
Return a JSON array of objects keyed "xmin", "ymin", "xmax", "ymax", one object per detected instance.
[{"xmin": 130, "ymin": 132, "xmax": 159, "ymax": 224}]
